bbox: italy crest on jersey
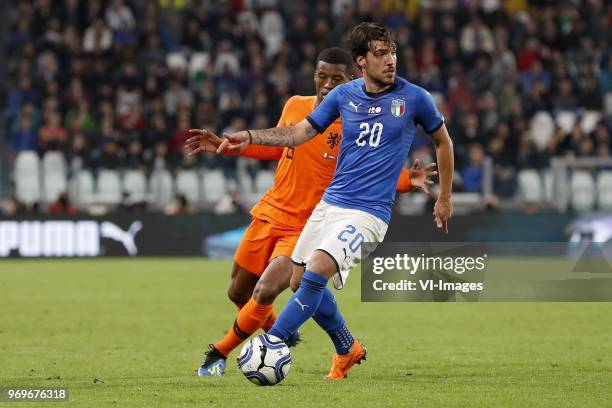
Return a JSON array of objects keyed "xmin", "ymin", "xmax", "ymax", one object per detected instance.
[{"xmin": 390, "ymin": 99, "xmax": 405, "ymax": 117}]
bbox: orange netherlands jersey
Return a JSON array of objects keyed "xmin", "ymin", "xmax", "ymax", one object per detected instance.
[
  {"xmin": 244, "ymin": 95, "xmax": 413, "ymax": 230},
  {"xmin": 250, "ymin": 96, "xmax": 341, "ymax": 229}
]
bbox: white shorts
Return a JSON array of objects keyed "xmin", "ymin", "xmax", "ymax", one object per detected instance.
[{"xmin": 291, "ymin": 201, "xmax": 388, "ymax": 289}]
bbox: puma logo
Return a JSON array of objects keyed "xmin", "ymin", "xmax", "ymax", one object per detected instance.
[
  {"xmin": 341, "ymin": 247, "xmax": 353, "ymax": 271},
  {"xmin": 342, "ymin": 248, "xmax": 350, "ymax": 264},
  {"xmin": 100, "ymin": 221, "xmax": 143, "ymax": 256},
  {"xmin": 293, "ymin": 297, "xmax": 309, "ymax": 311},
  {"xmin": 257, "ymin": 345, "xmax": 277, "ymax": 371},
  {"xmin": 349, "ymin": 101, "xmax": 361, "ymax": 112}
]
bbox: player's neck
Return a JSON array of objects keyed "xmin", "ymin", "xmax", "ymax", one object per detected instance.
[{"xmin": 363, "ymin": 75, "xmax": 394, "ymax": 94}]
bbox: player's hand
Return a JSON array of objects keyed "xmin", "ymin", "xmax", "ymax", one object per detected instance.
[
  {"xmin": 409, "ymin": 159, "xmax": 437, "ymax": 194},
  {"xmin": 217, "ymin": 131, "xmax": 250, "ymax": 154},
  {"xmin": 433, "ymin": 197, "xmax": 453, "ymax": 233},
  {"xmin": 185, "ymin": 128, "xmax": 223, "ymax": 155}
]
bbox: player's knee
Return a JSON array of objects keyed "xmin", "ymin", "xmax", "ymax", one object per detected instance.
[
  {"xmin": 252, "ymin": 281, "xmax": 281, "ymax": 304},
  {"xmin": 227, "ymin": 285, "xmax": 250, "ymax": 306},
  {"xmin": 306, "ymin": 251, "xmax": 337, "ymax": 278}
]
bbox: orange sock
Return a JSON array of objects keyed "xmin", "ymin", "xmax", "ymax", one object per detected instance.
[
  {"xmin": 262, "ymin": 309, "xmax": 277, "ymax": 332},
  {"xmin": 213, "ymin": 297, "xmax": 273, "ymax": 357}
]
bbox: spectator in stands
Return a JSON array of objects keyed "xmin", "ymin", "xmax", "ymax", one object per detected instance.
[
  {"xmin": 169, "ymin": 112, "xmax": 192, "ymax": 161},
  {"xmin": 452, "ymin": 113, "xmax": 483, "ymax": 163},
  {"xmin": 6, "ymin": 77, "xmax": 38, "ymax": 117},
  {"xmin": 63, "ymin": 24, "xmax": 82, "ymax": 56},
  {"xmin": 67, "ymin": 130, "xmax": 93, "ymax": 170},
  {"xmin": 39, "ymin": 112, "xmax": 67, "ymax": 152},
  {"xmin": 62, "ymin": 78, "xmax": 88, "ymax": 110},
  {"xmin": 597, "ymin": 144, "xmax": 610, "ymax": 158},
  {"xmin": 214, "ymin": 191, "xmax": 247, "ymax": 215},
  {"xmin": 593, "ymin": 121, "xmax": 611, "ymax": 150},
  {"xmin": 36, "ymin": 50, "xmax": 58, "ymax": 83},
  {"xmin": 41, "ymin": 15, "xmax": 62, "ymax": 47},
  {"xmin": 522, "ymin": 80, "xmax": 550, "ymax": 118},
  {"xmin": 2, "ymin": 196, "xmax": 26, "ymax": 216},
  {"xmin": 118, "ymin": 102, "xmax": 145, "ymax": 136},
  {"xmin": 117, "ymin": 191, "xmax": 146, "ymax": 213},
  {"xmin": 47, "ymin": 192, "xmax": 78, "ymax": 215},
  {"xmin": 165, "ymin": 194, "xmax": 193, "ymax": 215},
  {"xmin": 182, "ymin": 17, "xmax": 210, "ymax": 51},
  {"xmin": 469, "ymin": 56, "xmax": 494, "ymax": 95},
  {"xmin": 578, "ymin": 75, "xmax": 602, "ymax": 111},
  {"xmin": 105, "ymin": 0, "xmax": 136, "ymax": 44},
  {"xmin": 143, "ymin": 113, "xmax": 167, "ymax": 150},
  {"xmin": 516, "ymin": 37, "xmax": 541, "ymax": 73},
  {"xmin": 553, "ymin": 79, "xmax": 578, "ymax": 111},
  {"xmin": 497, "ymin": 82, "xmax": 520, "ymax": 121},
  {"xmin": 517, "ymin": 134, "xmax": 544, "ymax": 169},
  {"xmin": 97, "ymin": 140, "xmax": 123, "ymax": 170},
  {"xmin": 460, "ymin": 17, "xmax": 494, "ymax": 55},
  {"xmin": 65, "ymin": 99, "xmax": 97, "ymax": 135},
  {"xmin": 11, "ymin": 114, "xmax": 38, "ymax": 153},
  {"xmin": 164, "ymin": 77, "xmax": 192, "ymax": 116},
  {"xmin": 578, "ymin": 136, "xmax": 595, "ymax": 157},
  {"xmin": 521, "ymin": 60, "xmax": 551, "ymax": 94},
  {"xmin": 462, "ymin": 144, "xmax": 485, "ymax": 193},
  {"xmin": 139, "ymin": 33, "xmax": 165, "ymax": 68},
  {"xmin": 7, "ymin": 16, "xmax": 33, "ymax": 55},
  {"xmin": 83, "ymin": 18, "xmax": 112, "ymax": 53},
  {"xmin": 150, "ymin": 141, "xmax": 170, "ymax": 171},
  {"xmin": 125, "ymin": 140, "xmax": 144, "ymax": 170},
  {"xmin": 478, "ymin": 92, "xmax": 499, "ymax": 136}
]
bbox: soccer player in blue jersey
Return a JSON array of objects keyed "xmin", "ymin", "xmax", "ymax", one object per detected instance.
[{"xmin": 215, "ymin": 22, "xmax": 454, "ymax": 379}]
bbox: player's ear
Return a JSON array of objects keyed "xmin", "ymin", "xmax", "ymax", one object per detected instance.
[{"xmin": 355, "ymin": 55, "xmax": 366, "ymax": 70}]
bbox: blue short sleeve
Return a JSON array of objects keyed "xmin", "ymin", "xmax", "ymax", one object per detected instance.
[
  {"xmin": 414, "ymin": 89, "xmax": 444, "ymax": 134},
  {"xmin": 306, "ymin": 86, "xmax": 342, "ymax": 133}
]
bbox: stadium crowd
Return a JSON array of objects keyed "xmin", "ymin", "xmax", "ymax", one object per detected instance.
[{"xmin": 4, "ymin": 0, "xmax": 611, "ymax": 206}]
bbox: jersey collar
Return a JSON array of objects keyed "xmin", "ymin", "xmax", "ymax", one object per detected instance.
[{"xmin": 362, "ymin": 78, "xmax": 399, "ymax": 98}]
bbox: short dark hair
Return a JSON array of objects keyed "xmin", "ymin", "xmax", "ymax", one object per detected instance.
[
  {"xmin": 350, "ymin": 22, "xmax": 395, "ymax": 62},
  {"xmin": 315, "ymin": 47, "xmax": 354, "ymax": 74}
]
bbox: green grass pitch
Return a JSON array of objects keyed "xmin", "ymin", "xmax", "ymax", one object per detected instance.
[{"xmin": 1, "ymin": 258, "xmax": 611, "ymax": 407}]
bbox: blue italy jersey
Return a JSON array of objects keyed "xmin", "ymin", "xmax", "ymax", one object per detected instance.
[{"xmin": 306, "ymin": 76, "xmax": 444, "ymax": 224}]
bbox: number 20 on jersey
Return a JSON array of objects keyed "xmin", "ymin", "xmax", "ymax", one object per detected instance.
[{"xmin": 356, "ymin": 122, "xmax": 383, "ymax": 147}]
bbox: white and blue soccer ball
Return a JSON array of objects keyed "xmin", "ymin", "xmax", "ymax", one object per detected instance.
[{"xmin": 237, "ymin": 334, "xmax": 291, "ymax": 386}]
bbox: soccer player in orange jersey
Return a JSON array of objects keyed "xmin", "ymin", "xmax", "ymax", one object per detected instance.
[{"xmin": 186, "ymin": 48, "xmax": 436, "ymax": 378}]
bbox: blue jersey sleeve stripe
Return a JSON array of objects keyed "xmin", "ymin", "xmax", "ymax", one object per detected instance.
[
  {"xmin": 306, "ymin": 115, "xmax": 324, "ymax": 134},
  {"xmin": 426, "ymin": 120, "xmax": 444, "ymax": 134}
]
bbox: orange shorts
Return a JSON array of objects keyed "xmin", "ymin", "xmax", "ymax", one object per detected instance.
[{"xmin": 234, "ymin": 217, "xmax": 301, "ymax": 276}]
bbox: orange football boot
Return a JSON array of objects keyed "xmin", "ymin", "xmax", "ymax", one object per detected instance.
[{"xmin": 324, "ymin": 339, "xmax": 367, "ymax": 380}]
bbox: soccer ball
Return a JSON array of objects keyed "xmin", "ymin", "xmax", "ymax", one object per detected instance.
[{"xmin": 237, "ymin": 334, "xmax": 291, "ymax": 386}]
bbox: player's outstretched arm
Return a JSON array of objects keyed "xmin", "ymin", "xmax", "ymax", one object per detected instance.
[
  {"xmin": 186, "ymin": 128, "xmax": 222, "ymax": 155},
  {"xmin": 397, "ymin": 159, "xmax": 437, "ymax": 194},
  {"xmin": 216, "ymin": 119, "xmax": 318, "ymax": 154},
  {"xmin": 186, "ymin": 129, "xmax": 283, "ymax": 160},
  {"xmin": 430, "ymin": 124, "xmax": 454, "ymax": 233}
]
